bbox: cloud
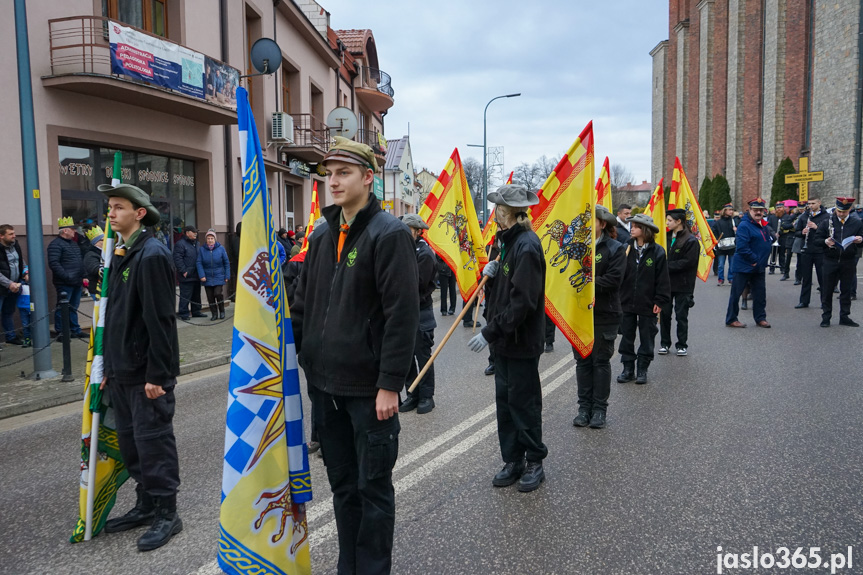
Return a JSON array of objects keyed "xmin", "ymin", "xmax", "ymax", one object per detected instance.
[{"xmin": 324, "ymin": 0, "xmax": 667, "ymax": 181}]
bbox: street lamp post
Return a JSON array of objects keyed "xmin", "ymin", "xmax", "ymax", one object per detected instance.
[{"xmin": 482, "ymin": 93, "xmax": 520, "ymax": 223}]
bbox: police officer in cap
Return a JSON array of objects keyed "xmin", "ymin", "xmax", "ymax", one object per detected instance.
[
  {"xmin": 467, "ymin": 184, "xmax": 547, "ymax": 493},
  {"xmin": 400, "ymin": 213, "xmax": 438, "ymax": 414},
  {"xmin": 813, "ymin": 197, "xmax": 863, "ymax": 327}
]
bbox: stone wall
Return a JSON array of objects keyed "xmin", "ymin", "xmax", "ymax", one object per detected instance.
[
  {"xmin": 725, "ymin": 0, "xmax": 746, "ymax": 206},
  {"xmin": 651, "ymin": 41, "xmax": 670, "ymax": 185},
  {"xmin": 761, "ymin": 0, "xmax": 787, "ymax": 197},
  {"xmin": 697, "ymin": 0, "xmax": 715, "ymax": 187}
]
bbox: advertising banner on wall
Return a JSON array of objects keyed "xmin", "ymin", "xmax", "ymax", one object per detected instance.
[
  {"xmin": 109, "ymin": 21, "xmax": 205, "ymax": 100},
  {"xmin": 205, "ymin": 57, "xmax": 239, "ymax": 110}
]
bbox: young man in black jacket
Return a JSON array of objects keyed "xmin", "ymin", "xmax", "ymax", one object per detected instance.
[
  {"xmin": 813, "ymin": 197, "xmax": 863, "ymax": 327},
  {"xmin": 97, "ymin": 183, "xmax": 182, "ymax": 552},
  {"xmin": 795, "ymin": 197, "xmax": 829, "ymax": 308},
  {"xmin": 467, "ymin": 184, "xmax": 547, "ymax": 492},
  {"xmin": 400, "ymin": 213, "xmax": 438, "ymax": 415},
  {"xmin": 659, "ymin": 209, "xmax": 700, "ymax": 356},
  {"xmin": 172, "ymin": 226, "xmax": 204, "ymax": 319},
  {"xmin": 47, "ymin": 218, "xmax": 85, "ymax": 339},
  {"xmin": 291, "ymin": 137, "xmax": 418, "ymax": 575}
]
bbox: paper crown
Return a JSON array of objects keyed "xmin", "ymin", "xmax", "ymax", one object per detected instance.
[
  {"xmin": 58, "ymin": 216, "xmax": 75, "ymax": 228},
  {"xmin": 85, "ymin": 225, "xmax": 104, "ymax": 242}
]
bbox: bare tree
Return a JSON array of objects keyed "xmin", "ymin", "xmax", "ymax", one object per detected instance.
[
  {"xmin": 462, "ymin": 157, "xmax": 484, "ymax": 201},
  {"xmin": 610, "ymin": 163, "xmax": 634, "ymax": 191},
  {"xmin": 512, "ymin": 161, "xmax": 543, "ymax": 192},
  {"xmin": 534, "ymin": 154, "xmax": 560, "ymax": 187}
]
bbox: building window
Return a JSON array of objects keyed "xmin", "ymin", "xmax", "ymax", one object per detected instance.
[
  {"xmin": 102, "ymin": 0, "xmax": 168, "ymax": 37},
  {"xmin": 284, "ymin": 183, "xmax": 295, "ymax": 231},
  {"xmin": 59, "ymin": 140, "xmax": 196, "ymax": 249},
  {"xmin": 281, "ymin": 65, "xmax": 299, "ymax": 114}
]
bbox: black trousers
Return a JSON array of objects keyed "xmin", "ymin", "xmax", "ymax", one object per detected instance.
[
  {"xmin": 311, "ymin": 386, "xmax": 399, "ymax": 575},
  {"xmin": 462, "ymin": 297, "xmax": 478, "ymax": 324},
  {"xmin": 204, "ymin": 284, "xmax": 225, "ymax": 314},
  {"xmin": 574, "ymin": 322, "xmax": 618, "ymax": 414},
  {"xmin": 109, "ymin": 382, "xmax": 180, "ymax": 498},
  {"xmin": 779, "ymin": 245, "xmax": 793, "ymax": 275},
  {"xmin": 494, "ymin": 354, "xmax": 547, "ymax": 463},
  {"xmin": 405, "ymin": 328, "xmax": 435, "ymax": 399},
  {"xmin": 798, "ymin": 252, "xmax": 824, "ymax": 305},
  {"xmin": 178, "ymin": 280, "xmax": 202, "ymax": 316},
  {"xmin": 618, "ymin": 312, "xmax": 658, "ymax": 363},
  {"xmin": 439, "ymin": 274, "xmax": 456, "ymax": 313},
  {"xmin": 821, "ymin": 258, "xmax": 856, "ymax": 321},
  {"xmin": 545, "ymin": 313, "xmax": 556, "ymax": 345},
  {"xmin": 660, "ymin": 292, "xmax": 692, "ymax": 349}
]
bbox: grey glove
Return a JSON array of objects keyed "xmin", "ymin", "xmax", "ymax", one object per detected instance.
[
  {"xmin": 483, "ymin": 260, "xmax": 500, "ymax": 278},
  {"xmin": 468, "ymin": 332, "xmax": 488, "ymax": 352}
]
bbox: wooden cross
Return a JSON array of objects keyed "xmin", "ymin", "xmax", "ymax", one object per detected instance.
[{"xmin": 784, "ymin": 157, "xmax": 823, "ymax": 202}]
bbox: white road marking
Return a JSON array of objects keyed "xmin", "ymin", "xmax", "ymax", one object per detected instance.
[{"xmin": 193, "ymin": 356, "xmax": 576, "ymax": 573}]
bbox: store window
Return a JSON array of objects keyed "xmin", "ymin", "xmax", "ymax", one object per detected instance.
[
  {"xmin": 284, "ymin": 183, "xmax": 295, "ymax": 231},
  {"xmin": 59, "ymin": 140, "xmax": 196, "ymax": 249},
  {"xmin": 102, "ymin": 0, "xmax": 167, "ymax": 37}
]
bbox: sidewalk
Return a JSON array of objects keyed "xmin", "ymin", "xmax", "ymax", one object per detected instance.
[{"xmin": 0, "ymin": 298, "xmax": 235, "ymax": 420}]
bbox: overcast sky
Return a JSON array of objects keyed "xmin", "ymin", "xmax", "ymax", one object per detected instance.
[{"xmin": 324, "ymin": 0, "xmax": 667, "ymax": 186}]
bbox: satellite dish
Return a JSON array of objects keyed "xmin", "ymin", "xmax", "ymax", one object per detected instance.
[
  {"xmin": 249, "ymin": 38, "xmax": 282, "ymax": 75},
  {"xmin": 326, "ymin": 107, "xmax": 358, "ymax": 139}
]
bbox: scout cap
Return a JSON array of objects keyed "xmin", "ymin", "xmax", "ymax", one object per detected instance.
[
  {"xmin": 627, "ymin": 213, "xmax": 660, "ymax": 233},
  {"xmin": 402, "ymin": 213, "xmax": 429, "ymax": 230},
  {"xmin": 322, "ymin": 136, "xmax": 378, "ymax": 173},
  {"xmin": 98, "ymin": 183, "xmax": 161, "ymax": 226},
  {"xmin": 487, "ymin": 184, "xmax": 539, "ymax": 208},
  {"xmin": 595, "ymin": 205, "xmax": 617, "ymax": 226}
]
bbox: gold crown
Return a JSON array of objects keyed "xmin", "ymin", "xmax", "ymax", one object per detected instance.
[
  {"xmin": 58, "ymin": 216, "xmax": 75, "ymax": 228},
  {"xmin": 85, "ymin": 225, "xmax": 104, "ymax": 241}
]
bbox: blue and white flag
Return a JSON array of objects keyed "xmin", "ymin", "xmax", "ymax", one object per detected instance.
[{"xmin": 218, "ymin": 86, "xmax": 312, "ymax": 575}]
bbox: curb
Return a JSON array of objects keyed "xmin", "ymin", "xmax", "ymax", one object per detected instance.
[{"xmin": 0, "ymin": 354, "xmax": 233, "ymax": 421}]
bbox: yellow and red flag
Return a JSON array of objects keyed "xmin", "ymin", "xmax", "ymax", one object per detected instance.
[
  {"xmin": 595, "ymin": 156, "xmax": 613, "ymax": 211},
  {"xmin": 668, "ymin": 157, "xmax": 717, "ymax": 281},
  {"xmin": 481, "ymin": 171, "xmax": 513, "ymax": 246},
  {"xmin": 530, "ymin": 122, "xmax": 595, "ymax": 358},
  {"xmin": 643, "ymin": 179, "xmax": 667, "ymax": 253},
  {"xmin": 419, "ymin": 149, "xmax": 488, "ymax": 300},
  {"xmin": 299, "ymin": 181, "xmax": 321, "ymax": 254}
]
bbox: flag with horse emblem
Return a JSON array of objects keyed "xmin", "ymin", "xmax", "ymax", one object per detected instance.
[
  {"xmin": 419, "ymin": 148, "xmax": 488, "ymax": 300},
  {"xmin": 643, "ymin": 179, "xmax": 667, "ymax": 252},
  {"xmin": 668, "ymin": 157, "xmax": 717, "ymax": 281},
  {"xmin": 530, "ymin": 122, "xmax": 596, "ymax": 358},
  {"xmin": 595, "ymin": 156, "xmax": 613, "ymax": 211},
  {"xmin": 218, "ymin": 86, "xmax": 312, "ymax": 575}
]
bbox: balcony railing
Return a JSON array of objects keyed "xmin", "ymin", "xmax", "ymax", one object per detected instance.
[
  {"xmin": 359, "ymin": 66, "xmax": 394, "ymax": 99},
  {"xmin": 356, "ymin": 129, "xmax": 387, "ymax": 157},
  {"xmin": 290, "ymin": 114, "xmax": 331, "ymax": 152},
  {"xmin": 46, "ymin": 16, "xmax": 239, "ymax": 110}
]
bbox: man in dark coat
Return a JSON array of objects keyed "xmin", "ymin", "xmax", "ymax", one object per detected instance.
[
  {"xmin": 172, "ymin": 226, "xmax": 204, "ymax": 320},
  {"xmin": 659, "ymin": 208, "xmax": 699, "ymax": 356},
  {"xmin": 778, "ymin": 203, "xmax": 797, "ymax": 280},
  {"xmin": 291, "ymin": 138, "xmax": 418, "ymax": 574},
  {"xmin": 726, "ymin": 198, "xmax": 774, "ymax": 328},
  {"xmin": 47, "ymin": 217, "xmax": 85, "ymax": 339},
  {"xmin": 794, "ymin": 197, "xmax": 830, "ymax": 308},
  {"xmin": 400, "ymin": 214, "xmax": 438, "ymax": 415},
  {"xmin": 0, "ymin": 224, "xmax": 30, "ymax": 346},
  {"xmin": 615, "ymin": 203, "xmax": 632, "ymax": 245},
  {"xmin": 98, "ymin": 183, "xmax": 182, "ymax": 551},
  {"xmin": 813, "ymin": 197, "xmax": 863, "ymax": 327},
  {"xmin": 468, "ymin": 184, "xmax": 547, "ymax": 493},
  {"xmin": 767, "ymin": 203, "xmax": 784, "ymax": 274}
]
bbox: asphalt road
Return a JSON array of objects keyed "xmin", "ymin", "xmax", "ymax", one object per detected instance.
[{"xmin": 2, "ymin": 271, "xmax": 862, "ymax": 575}]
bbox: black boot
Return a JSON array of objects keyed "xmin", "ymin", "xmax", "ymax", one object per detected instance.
[
  {"xmin": 635, "ymin": 359, "xmax": 649, "ymax": 384},
  {"xmin": 137, "ymin": 496, "xmax": 183, "ymax": 552},
  {"xmin": 417, "ymin": 397, "xmax": 435, "ymax": 414},
  {"xmin": 219, "ymin": 310, "xmax": 225, "ymax": 319},
  {"xmin": 572, "ymin": 408, "xmax": 591, "ymax": 427},
  {"xmin": 399, "ymin": 394, "xmax": 419, "ymax": 412},
  {"xmin": 517, "ymin": 461, "xmax": 545, "ymax": 492},
  {"xmin": 492, "ymin": 460, "xmax": 525, "ymax": 487},
  {"xmin": 616, "ymin": 361, "xmax": 635, "ymax": 383},
  {"xmin": 104, "ymin": 486, "xmax": 155, "ymax": 533}
]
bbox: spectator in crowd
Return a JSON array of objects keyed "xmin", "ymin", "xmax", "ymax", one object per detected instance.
[
  {"xmin": 615, "ymin": 204, "xmax": 632, "ymax": 245},
  {"xmin": 0, "ymin": 224, "xmax": 31, "ymax": 347},
  {"xmin": 196, "ymin": 229, "xmax": 230, "ymax": 320},
  {"xmin": 173, "ymin": 226, "xmax": 205, "ymax": 320},
  {"xmin": 47, "ymin": 217, "xmax": 86, "ymax": 340}
]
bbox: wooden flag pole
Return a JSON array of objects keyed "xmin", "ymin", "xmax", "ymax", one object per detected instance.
[
  {"xmin": 472, "ymin": 290, "xmax": 483, "ymax": 334},
  {"xmin": 408, "ymin": 274, "xmax": 490, "ymax": 393}
]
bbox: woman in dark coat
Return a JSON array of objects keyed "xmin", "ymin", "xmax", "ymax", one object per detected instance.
[
  {"xmin": 196, "ymin": 229, "xmax": 231, "ymax": 319},
  {"xmin": 572, "ymin": 206, "xmax": 626, "ymax": 429},
  {"xmin": 616, "ymin": 214, "xmax": 671, "ymax": 385}
]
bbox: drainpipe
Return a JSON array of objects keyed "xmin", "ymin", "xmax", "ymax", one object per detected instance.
[
  {"xmin": 854, "ymin": 2, "xmax": 863, "ymax": 198},
  {"xmin": 220, "ymin": 0, "xmax": 236, "ymax": 269}
]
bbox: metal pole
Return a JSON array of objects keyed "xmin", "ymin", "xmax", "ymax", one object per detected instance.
[
  {"xmin": 482, "ymin": 93, "xmax": 521, "ymax": 223},
  {"xmin": 60, "ymin": 292, "xmax": 73, "ymax": 382},
  {"xmin": 15, "ymin": 0, "xmax": 56, "ymax": 378}
]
